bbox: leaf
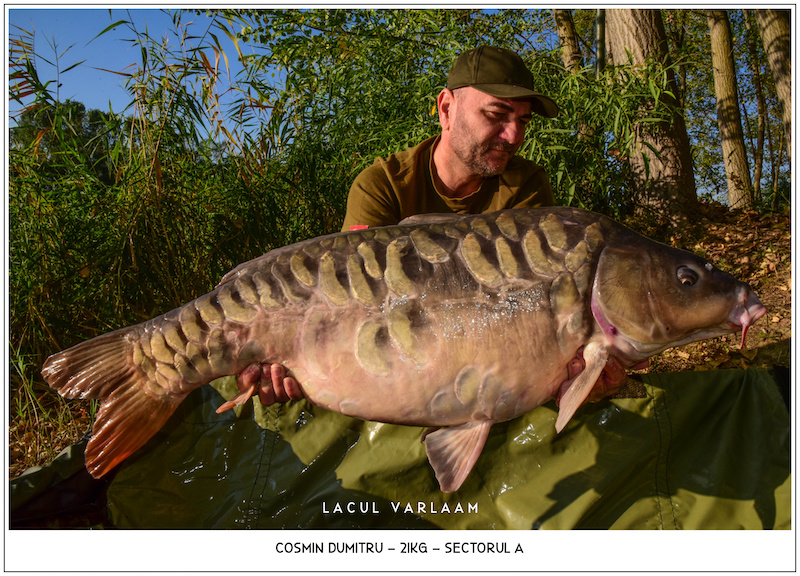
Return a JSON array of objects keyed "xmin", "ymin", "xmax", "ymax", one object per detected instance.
[
  {"xmin": 33, "ymin": 128, "xmax": 50, "ymax": 150},
  {"xmin": 199, "ymin": 51, "xmax": 213, "ymax": 76},
  {"xmin": 640, "ymin": 150, "xmax": 651, "ymax": 179},
  {"xmin": 92, "ymin": 66, "xmax": 133, "ymax": 78},
  {"xmin": 60, "ymin": 60, "xmax": 87, "ymax": 74},
  {"xmin": 89, "ymin": 20, "xmax": 129, "ymax": 43},
  {"xmin": 153, "ymin": 154, "xmax": 162, "ymax": 195},
  {"xmin": 648, "ymin": 76, "xmax": 661, "ymax": 102}
]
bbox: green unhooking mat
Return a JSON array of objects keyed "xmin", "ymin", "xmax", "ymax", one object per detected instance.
[{"xmin": 10, "ymin": 368, "xmax": 791, "ymax": 529}]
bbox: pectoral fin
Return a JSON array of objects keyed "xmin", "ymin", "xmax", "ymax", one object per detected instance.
[
  {"xmin": 555, "ymin": 342, "xmax": 610, "ymax": 433},
  {"xmin": 423, "ymin": 420, "xmax": 492, "ymax": 493}
]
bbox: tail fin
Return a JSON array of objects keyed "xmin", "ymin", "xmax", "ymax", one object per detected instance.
[{"xmin": 42, "ymin": 329, "xmax": 186, "ymax": 478}]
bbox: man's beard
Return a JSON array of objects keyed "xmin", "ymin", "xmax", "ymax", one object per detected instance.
[{"xmin": 450, "ymin": 120, "xmax": 517, "ymax": 177}]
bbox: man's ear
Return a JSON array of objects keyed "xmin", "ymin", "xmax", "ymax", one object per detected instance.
[{"xmin": 437, "ymin": 88, "xmax": 455, "ymax": 131}]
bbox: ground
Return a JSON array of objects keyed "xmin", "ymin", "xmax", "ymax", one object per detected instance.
[{"xmin": 8, "ymin": 205, "xmax": 793, "ymax": 478}]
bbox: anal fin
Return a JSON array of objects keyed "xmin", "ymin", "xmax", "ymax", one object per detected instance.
[
  {"xmin": 555, "ymin": 341, "xmax": 610, "ymax": 433},
  {"xmin": 423, "ymin": 420, "xmax": 492, "ymax": 493}
]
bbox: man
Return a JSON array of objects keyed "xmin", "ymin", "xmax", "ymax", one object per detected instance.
[
  {"xmin": 341, "ymin": 45, "xmax": 558, "ymax": 230},
  {"xmin": 229, "ymin": 46, "xmax": 629, "ymax": 415}
]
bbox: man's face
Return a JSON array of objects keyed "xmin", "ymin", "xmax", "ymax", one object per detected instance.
[{"xmin": 446, "ymin": 87, "xmax": 534, "ymax": 177}]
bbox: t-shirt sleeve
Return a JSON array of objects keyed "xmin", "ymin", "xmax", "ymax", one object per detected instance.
[{"xmin": 341, "ymin": 162, "xmax": 403, "ymax": 231}]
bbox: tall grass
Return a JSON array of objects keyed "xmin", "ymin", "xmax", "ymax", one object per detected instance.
[
  {"xmin": 8, "ymin": 342, "xmax": 94, "ymax": 476},
  {"xmin": 8, "ymin": 14, "xmax": 353, "ymax": 474}
]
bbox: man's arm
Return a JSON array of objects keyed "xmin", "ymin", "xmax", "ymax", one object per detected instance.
[{"xmin": 340, "ymin": 163, "xmax": 402, "ymax": 231}]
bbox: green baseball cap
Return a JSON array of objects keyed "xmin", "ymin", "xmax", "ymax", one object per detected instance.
[{"xmin": 447, "ymin": 46, "xmax": 559, "ymax": 118}]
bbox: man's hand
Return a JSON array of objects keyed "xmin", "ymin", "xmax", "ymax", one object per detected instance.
[
  {"xmin": 258, "ymin": 363, "xmax": 304, "ymax": 406},
  {"xmin": 216, "ymin": 363, "xmax": 304, "ymax": 413},
  {"xmin": 565, "ymin": 346, "xmax": 649, "ymax": 404}
]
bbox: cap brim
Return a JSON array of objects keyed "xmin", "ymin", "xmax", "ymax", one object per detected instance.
[{"xmin": 471, "ymin": 84, "xmax": 559, "ymax": 118}]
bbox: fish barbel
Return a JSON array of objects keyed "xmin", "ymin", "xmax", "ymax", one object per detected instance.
[{"xmin": 41, "ymin": 207, "xmax": 766, "ymax": 492}]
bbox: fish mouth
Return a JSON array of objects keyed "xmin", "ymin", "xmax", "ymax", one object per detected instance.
[{"xmin": 728, "ymin": 288, "xmax": 767, "ymax": 349}]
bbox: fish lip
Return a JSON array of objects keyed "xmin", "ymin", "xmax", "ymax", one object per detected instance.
[{"xmin": 729, "ymin": 288, "xmax": 767, "ymax": 348}]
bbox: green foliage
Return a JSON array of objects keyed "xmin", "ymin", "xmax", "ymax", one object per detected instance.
[
  {"xmin": 218, "ymin": 8, "xmax": 682, "ymax": 220},
  {"xmin": 8, "ymin": 340, "xmax": 93, "ymax": 475},
  {"xmin": 9, "ymin": 15, "xmax": 302, "ymax": 362},
  {"xmin": 519, "ymin": 52, "xmax": 683, "ymax": 216},
  {"xmin": 217, "ymin": 9, "xmax": 547, "ymax": 227},
  {"xmin": 12, "ymin": 100, "xmax": 124, "ymax": 186}
]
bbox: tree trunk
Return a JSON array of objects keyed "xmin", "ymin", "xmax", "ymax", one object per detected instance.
[
  {"xmin": 754, "ymin": 9, "xmax": 791, "ymax": 161},
  {"xmin": 743, "ymin": 10, "xmax": 766, "ymax": 203},
  {"xmin": 706, "ymin": 10, "xmax": 753, "ymax": 209},
  {"xmin": 662, "ymin": 10, "xmax": 688, "ymax": 108},
  {"xmin": 595, "ymin": 9, "xmax": 606, "ymax": 78},
  {"xmin": 605, "ymin": 9, "xmax": 697, "ymax": 221},
  {"xmin": 553, "ymin": 9, "xmax": 583, "ymax": 72}
]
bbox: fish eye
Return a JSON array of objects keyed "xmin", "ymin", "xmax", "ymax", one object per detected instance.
[{"xmin": 677, "ymin": 266, "xmax": 699, "ymax": 286}]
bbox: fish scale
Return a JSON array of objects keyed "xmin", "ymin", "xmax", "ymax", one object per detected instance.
[{"xmin": 41, "ymin": 206, "xmax": 766, "ymax": 492}]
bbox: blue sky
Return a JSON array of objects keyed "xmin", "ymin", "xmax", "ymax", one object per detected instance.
[{"xmin": 8, "ymin": 7, "xmax": 242, "ymax": 117}]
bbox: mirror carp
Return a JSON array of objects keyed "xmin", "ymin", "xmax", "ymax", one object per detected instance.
[{"xmin": 42, "ymin": 207, "xmax": 766, "ymax": 492}]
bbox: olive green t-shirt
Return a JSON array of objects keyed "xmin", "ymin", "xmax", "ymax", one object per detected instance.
[{"xmin": 341, "ymin": 135, "xmax": 554, "ymax": 231}]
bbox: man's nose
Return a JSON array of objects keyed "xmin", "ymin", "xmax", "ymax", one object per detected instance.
[{"xmin": 500, "ymin": 121, "xmax": 526, "ymax": 146}]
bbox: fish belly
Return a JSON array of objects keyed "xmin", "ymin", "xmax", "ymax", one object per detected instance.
[{"xmin": 284, "ymin": 288, "xmax": 576, "ymax": 427}]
